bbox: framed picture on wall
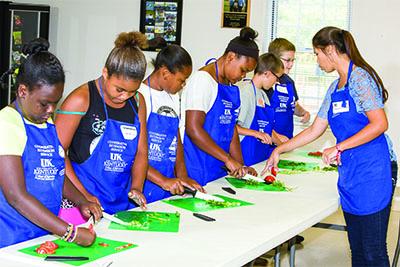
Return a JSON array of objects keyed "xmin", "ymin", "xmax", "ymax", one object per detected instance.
[
  {"xmin": 140, "ymin": 0, "xmax": 183, "ymax": 51},
  {"xmin": 221, "ymin": 0, "xmax": 251, "ymax": 28}
]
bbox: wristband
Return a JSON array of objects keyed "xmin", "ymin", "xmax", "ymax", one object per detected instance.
[{"xmin": 61, "ymin": 223, "xmax": 74, "ymax": 241}]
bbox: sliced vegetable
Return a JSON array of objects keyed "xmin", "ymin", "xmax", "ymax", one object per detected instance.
[
  {"xmin": 271, "ymin": 167, "xmax": 278, "ymax": 177},
  {"xmin": 308, "ymin": 151, "xmax": 323, "ymax": 157}
]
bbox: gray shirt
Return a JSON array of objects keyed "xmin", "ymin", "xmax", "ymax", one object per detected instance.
[{"xmin": 237, "ymin": 80, "xmax": 271, "ymax": 141}]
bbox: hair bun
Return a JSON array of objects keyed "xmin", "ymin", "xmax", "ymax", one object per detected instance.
[
  {"xmin": 22, "ymin": 38, "xmax": 49, "ymax": 55},
  {"xmin": 240, "ymin": 27, "xmax": 258, "ymax": 41},
  {"xmin": 115, "ymin": 31, "xmax": 149, "ymax": 50}
]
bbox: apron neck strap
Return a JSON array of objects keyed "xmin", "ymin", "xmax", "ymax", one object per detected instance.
[
  {"xmin": 98, "ymin": 77, "xmax": 110, "ymax": 120},
  {"xmin": 205, "ymin": 58, "xmax": 220, "ymax": 83},
  {"xmin": 345, "ymin": 60, "xmax": 354, "ymax": 87},
  {"xmin": 147, "ymin": 77, "xmax": 154, "ymax": 113}
]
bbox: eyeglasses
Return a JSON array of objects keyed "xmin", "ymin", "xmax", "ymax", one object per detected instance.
[
  {"xmin": 281, "ymin": 57, "xmax": 296, "ymax": 63},
  {"xmin": 270, "ymin": 71, "xmax": 282, "ymax": 80}
]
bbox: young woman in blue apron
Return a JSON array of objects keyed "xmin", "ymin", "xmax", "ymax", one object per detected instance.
[
  {"xmin": 0, "ymin": 38, "xmax": 101, "ymax": 248},
  {"xmin": 182, "ymin": 27, "xmax": 259, "ymax": 186},
  {"xmin": 139, "ymin": 44, "xmax": 204, "ymax": 203},
  {"xmin": 264, "ymin": 27, "xmax": 393, "ymax": 266},
  {"xmin": 55, "ymin": 32, "xmax": 148, "ymax": 216},
  {"xmin": 267, "ymin": 38, "xmax": 311, "ymax": 140},
  {"xmin": 237, "ymin": 53, "xmax": 284, "ymax": 166}
]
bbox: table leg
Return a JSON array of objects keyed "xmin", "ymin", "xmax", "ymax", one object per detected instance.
[
  {"xmin": 274, "ymin": 245, "xmax": 281, "ymax": 267},
  {"xmin": 288, "ymin": 237, "xmax": 296, "ymax": 267}
]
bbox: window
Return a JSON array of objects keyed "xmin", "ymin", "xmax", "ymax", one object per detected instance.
[{"xmin": 270, "ymin": 0, "xmax": 351, "ymax": 117}]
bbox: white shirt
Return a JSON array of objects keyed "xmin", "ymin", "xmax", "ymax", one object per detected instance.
[
  {"xmin": 138, "ymin": 83, "xmax": 180, "ymax": 121},
  {"xmin": 180, "ymin": 71, "xmax": 219, "ymax": 139}
]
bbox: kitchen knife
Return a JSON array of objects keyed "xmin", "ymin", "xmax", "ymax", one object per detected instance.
[
  {"xmin": 241, "ymin": 173, "xmax": 266, "ymax": 183},
  {"xmin": 45, "ymin": 256, "xmax": 89, "ymax": 261},
  {"xmin": 183, "ymin": 186, "xmax": 225, "ymax": 202},
  {"xmin": 102, "ymin": 212, "xmax": 130, "ymax": 226}
]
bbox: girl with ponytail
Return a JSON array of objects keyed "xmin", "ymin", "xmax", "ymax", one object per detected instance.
[
  {"xmin": 0, "ymin": 38, "xmax": 101, "ymax": 248},
  {"xmin": 181, "ymin": 26, "xmax": 259, "ymax": 186},
  {"xmin": 56, "ymin": 31, "xmax": 149, "ymax": 220},
  {"xmin": 264, "ymin": 26, "xmax": 394, "ymax": 266}
]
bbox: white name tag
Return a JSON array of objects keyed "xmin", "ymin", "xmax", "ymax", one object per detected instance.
[
  {"xmin": 120, "ymin": 125, "xmax": 138, "ymax": 140},
  {"xmin": 276, "ymin": 84, "xmax": 288, "ymax": 94},
  {"xmin": 332, "ymin": 100, "xmax": 349, "ymax": 114}
]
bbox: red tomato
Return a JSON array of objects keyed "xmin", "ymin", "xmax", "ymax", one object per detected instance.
[
  {"xmin": 264, "ymin": 175, "xmax": 276, "ymax": 184},
  {"xmin": 36, "ymin": 246, "xmax": 55, "ymax": 254},
  {"xmin": 42, "ymin": 241, "xmax": 58, "ymax": 250},
  {"xmin": 271, "ymin": 167, "xmax": 278, "ymax": 177}
]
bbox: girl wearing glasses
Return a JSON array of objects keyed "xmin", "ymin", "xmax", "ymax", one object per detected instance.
[
  {"xmin": 237, "ymin": 53, "xmax": 285, "ymax": 166},
  {"xmin": 266, "ymin": 38, "xmax": 310, "ymax": 141}
]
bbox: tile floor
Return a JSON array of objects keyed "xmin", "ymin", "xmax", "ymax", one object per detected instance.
[{"xmin": 245, "ymin": 205, "xmax": 400, "ymax": 267}]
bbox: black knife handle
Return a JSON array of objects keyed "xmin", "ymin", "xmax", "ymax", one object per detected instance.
[
  {"xmin": 222, "ymin": 187, "xmax": 236, "ymax": 195},
  {"xmin": 193, "ymin": 213, "xmax": 216, "ymax": 222},
  {"xmin": 45, "ymin": 256, "xmax": 89, "ymax": 261},
  {"xmin": 221, "ymin": 165, "xmax": 229, "ymax": 173},
  {"xmin": 183, "ymin": 185, "xmax": 196, "ymax": 196}
]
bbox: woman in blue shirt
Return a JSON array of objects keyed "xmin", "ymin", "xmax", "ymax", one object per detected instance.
[{"xmin": 264, "ymin": 27, "xmax": 393, "ymax": 267}]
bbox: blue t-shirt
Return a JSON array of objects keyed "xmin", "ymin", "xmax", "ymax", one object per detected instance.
[{"xmin": 317, "ymin": 67, "xmax": 396, "ymax": 161}]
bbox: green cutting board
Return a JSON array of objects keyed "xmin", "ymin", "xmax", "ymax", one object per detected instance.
[
  {"xmin": 278, "ymin": 159, "xmax": 320, "ymax": 173},
  {"xmin": 109, "ymin": 211, "xmax": 180, "ymax": 232},
  {"xmin": 19, "ymin": 237, "xmax": 137, "ymax": 266},
  {"xmin": 225, "ymin": 177, "xmax": 287, "ymax": 191},
  {"xmin": 163, "ymin": 194, "xmax": 253, "ymax": 212}
]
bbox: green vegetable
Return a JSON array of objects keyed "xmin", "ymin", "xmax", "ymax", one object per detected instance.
[
  {"xmin": 205, "ymin": 200, "xmax": 240, "ymax": 208},
  {"xmin": 244, "ymin": 179, "xmax": 262, "ymax": 186},
  {"xmin": 322, "ymin": 166, "xmax": 337, "ymax": 171}
]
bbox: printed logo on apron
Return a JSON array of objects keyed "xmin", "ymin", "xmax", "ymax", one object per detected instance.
[
  {"xmin": 103, "ymin": 140, "xmax": 129, "ymax": 172},
  {"xmin": 33, "ymin": 145, "xmax": 59, "ymax": 181},
  {"xmin": 219, "ymin": 99, "xmax": 234, "ymax": 124}
]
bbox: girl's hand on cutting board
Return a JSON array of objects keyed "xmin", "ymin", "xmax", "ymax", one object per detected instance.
[
  {"xmin": 262, "ymin": 149, "xmax": 280, "ymax": 176},
  {"xmin": 162, "ymin": 178, "xmax": 185, "ymax": 195},
  {"xmin": 128, "ymin": 189, "xmax": 147, "ymax": 210},
  {"xmin": 74, "ymin": 227, "xmax": 96, "ymax": 247},
  {"xmin": 225, "ymin": 155, "xmax": 242, "ymax": 177},
  {"xmin": 244, "ymin": 166, "xmax": 258, "ymax": 177}
]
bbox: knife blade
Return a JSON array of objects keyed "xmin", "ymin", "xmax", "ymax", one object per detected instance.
[
  {"xmin": 183, "ymin": 186, "xmax": 225, "ymax": 202},
  {"xmin": 102, "ymin": 212, "xmax": 130, "ymax": 226},
  {"xmin": 241, "ymin": 173, "xmax": 265, "ymax": 183}
]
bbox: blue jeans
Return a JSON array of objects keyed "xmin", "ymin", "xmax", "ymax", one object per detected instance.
[{"xmin": 343, "ymin": 203, "xmax": 391, "ymax": 267}]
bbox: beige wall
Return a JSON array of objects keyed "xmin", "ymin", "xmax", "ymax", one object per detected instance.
[{"xmin": 14, "ymin": 0, "xmax": 400, "ymax": 154}]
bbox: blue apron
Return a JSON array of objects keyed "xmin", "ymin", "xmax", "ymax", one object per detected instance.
[
  {"xmin": 0, "ymin": 104, "xmax": 65, "ymax": 248},
  {"xmin": 72, "ymin": 78, "xmax": 140, "ymax": 214},
  {"xmin": 327, "ymin": 61, "xmax": 392, "ymax": 215},
  {"xmin": 184, "ymin": 58, "xmax": 240, "ymax": 186},
  {"xmin": 143, "ymin": 78, "xmax": 179, "ymax": 203},
  {"xmin": 271, "ymin": 80, "xmax": 296, "ymax": 138},
  {"xmin": 240, "ymin": 80, "xmax": 274, "ymax": 166}
]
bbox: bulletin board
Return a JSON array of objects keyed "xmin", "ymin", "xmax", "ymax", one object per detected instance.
[{"xmin": 140, "ymin": 0, "xmax": 183, "ymax": 51}]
